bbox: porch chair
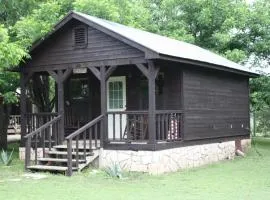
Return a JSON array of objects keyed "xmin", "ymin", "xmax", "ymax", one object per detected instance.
[{"xmin": 123, "ymin": 115, "xmax": 148, "ymax": 140}]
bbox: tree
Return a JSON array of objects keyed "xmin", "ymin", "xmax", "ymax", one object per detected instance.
[{"xmin": 0, "ymin": 25, "xmax": 27, "ymax": 149}]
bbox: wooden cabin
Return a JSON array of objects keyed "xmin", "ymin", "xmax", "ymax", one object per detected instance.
[{"xmin": 18, "ymin": 11, "xmax": 258, "ymax": 175}]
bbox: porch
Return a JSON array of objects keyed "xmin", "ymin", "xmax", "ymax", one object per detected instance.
[{"xmin": 21, "ymin": 62, "xmax": 184, "ymax": 176}]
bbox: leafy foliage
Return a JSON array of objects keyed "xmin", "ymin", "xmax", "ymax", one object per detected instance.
[
  {"xmin": 0, "ymin": 0, "xmax": 270, "ymax": 109},
  {"xmin": 0, "ymin": 148, "xmax": 14, "ymax": 166},
  {"xmin": 104, "ymin": 162, "xmax": 124, "ymax": 179}
]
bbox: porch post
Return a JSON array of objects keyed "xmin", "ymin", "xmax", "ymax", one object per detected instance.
[
  {"xmin": 148, "ymin": 61, "xmax": 158, "ymax": 145},
  {"xmin": 57, "ymin": 80, "xmax": 65, "ymax": 143},
  {"xmin": 20, "ymin": 72, "xmax": 29, "ymax": 147},
  {"xmin": 100, "ymin": 66, "xmax": 107, "ymax": 146},
  {"xmin": 49, "ymin": 69, "xmax": 72, "ymax": 144}
]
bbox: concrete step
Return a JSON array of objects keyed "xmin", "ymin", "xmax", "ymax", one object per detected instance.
[
  {"xmin": 38, "ymin": 157, "xmax": 86, "ymax": 163},
  {"xmin": 27, "ymin": 165, "xmax": 78, "ymax": 172}
]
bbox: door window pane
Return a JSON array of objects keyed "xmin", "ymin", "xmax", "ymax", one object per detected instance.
[{"xmin": 108, "ymin": 80, "xmax": 124, "ymax": 109}]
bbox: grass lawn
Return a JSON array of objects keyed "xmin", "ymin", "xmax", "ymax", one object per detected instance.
[{"xmin": 1, "ymin": 138, "xmax": 270, "ymax": 200}]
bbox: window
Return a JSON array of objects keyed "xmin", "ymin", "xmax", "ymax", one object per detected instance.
[
  {"xmin": 108, "ymin": 81, "xmax": 124, "ymax": 109},
  {"xmin": 69, "ymin": 78, "xmax": 89, "ymax": 100},
  {"xmin": 73, "ymin": 26, "xmax": 87, "ymax": 47}
]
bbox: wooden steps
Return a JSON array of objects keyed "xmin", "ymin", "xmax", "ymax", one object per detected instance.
[
  {"xmin": 27, "ymin": 165, "xmax": 78, "ymax": 172},
  {"xmin": 37, "ymin": 158, "xmax": 85, "ymax": 163},
  {"xmin": 46, "ymin": 150, "xmax": 93, "ymax": 156},
  {"xmin": 26, "ymin": 143, "xmax": 99, "ymax": 174}
]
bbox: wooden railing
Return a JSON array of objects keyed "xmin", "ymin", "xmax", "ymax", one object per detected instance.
[
  {"xmin": 8, "ymin": 115, "xmax": 21, "ymax": 134},
  {"xmin": 65, "ymin": 115, "xmax": 104, "ymax": 176},
  {"xmin": 156, "ymin": 110, "xmax": 183, "ymax": 142},
  {"xmin": 106, "ymin": 110, "xmax": 183, "ymax": 143},
  {"xmin": 106, "ymin": 111, "xmax": 148, "ymax": 142},
  {"xmin": 25, "ymin": 112, "xmax": 58, "ymax": 134},
  {"xmin": 24, "ymin": 115, "xmax": 62, "ymax": 169}
]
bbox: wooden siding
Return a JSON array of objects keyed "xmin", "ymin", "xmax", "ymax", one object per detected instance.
[
  {"xmin": 183, "ymin": 67, "xmax": 250, "ymax": 140},
  {"xmin": 108, "ymin": 65, "xmax": 182, "ymax": 111},
  {"xmin": 26, "ymin": 19, "xmax": 145, "ymax": 70}
]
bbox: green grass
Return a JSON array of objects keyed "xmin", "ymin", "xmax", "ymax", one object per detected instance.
[{"xmin": 1, "ymin": 139, "xmax": 270, "ymax": 200}]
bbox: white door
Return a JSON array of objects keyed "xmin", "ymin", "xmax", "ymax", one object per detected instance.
[{"xmin": 107, "ymin": 76, "xmax": 126, "ymax": 140}]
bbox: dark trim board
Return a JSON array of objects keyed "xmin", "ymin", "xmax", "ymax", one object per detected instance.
[
  {"xmin": 22, "ymin": 57, "xmax": 147, "ymax": 73},
  {"xmin": 157, "ymin": 55, "xmax": 258, "ymax": 78},
  {"xmin": 104, "ymin": 135, "xmax": 250, "ymax": 151}
]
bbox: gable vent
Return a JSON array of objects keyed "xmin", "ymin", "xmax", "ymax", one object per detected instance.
[{"xmin": 74, "ymin": 26, "xmax": 87, "ymax": 47}]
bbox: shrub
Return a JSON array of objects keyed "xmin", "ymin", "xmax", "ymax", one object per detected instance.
[
  {"xmin": 0, "ymin": 148, "xmax": 14, "ymax": 166},
  {"xmin": 104, "ymin": 162, "xmax": 124, "ymax": 179}
]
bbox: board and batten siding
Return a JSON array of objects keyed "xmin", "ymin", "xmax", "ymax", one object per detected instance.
[
  {"xmin": 26, "ymin": 20, "xmax": 145, "ymax": 69},
  {"xmin": 183, "ymin": 67, "xmax": 250, "ymax": 140}
]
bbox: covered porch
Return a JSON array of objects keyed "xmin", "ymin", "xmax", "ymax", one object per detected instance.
[{"xmin": 21, "ymin": 61, "xmax": 184, "ymax": 175}]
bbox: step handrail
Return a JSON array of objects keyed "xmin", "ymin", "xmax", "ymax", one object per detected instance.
[
  {"xmin": 65, "ymin": 115, "xmax": 104, "ymax": 140},
  {"xmin": 66, "ymin": 115, "xmax": 104, "ymax": 176},
  {"xmin": 24, "ymin": 115, "xmax": 62, "ymax": 138},
  {"xmin": 24, "ymin": 115, "xmax": 62, "ymax": 170}
]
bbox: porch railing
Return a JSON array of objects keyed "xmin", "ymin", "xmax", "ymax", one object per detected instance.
[
  {"xmin": 25, "ymin": 112, "xmax": 58, "ymax": 134},
  {"xmin": 65, "ymin": 115, "xmax": 104, "ymax": 176},
  {"xmin": 24, "ymin": 115, "xmax": 62, "ymax": 169},
  {"xmin": 106, "ymin": 110, "xmax": 184, "ymax": 143},
  {"xmin": 106, "ymin": 111, "xmax": 148, "ymax": 142},
  {"xmin": 8, "ymin": 115, "xmax": 21, "ymax": 134},
  {"xmin": 156, "ymin": 110, "xmax": 183, "ymax": 142}
]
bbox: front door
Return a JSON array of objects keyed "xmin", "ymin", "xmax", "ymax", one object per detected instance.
[{"xmin": 107, "ymin": 76, "xmax": 126, "ymax": 139}]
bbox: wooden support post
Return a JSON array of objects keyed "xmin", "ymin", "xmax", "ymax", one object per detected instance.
[
  {"xmin": 57, "ymin": 80, "xmax": 65, "ymax": 143},
  {"xmin": 49, "ymin": 69, "xmax": 72, "ymax": 144},
  {"xmin": 147, "ymin": 61, "xmax": 159, "ymax": 146},
  {"xmin": 20, "ymin": 73, "xmax": 27, "ymax": 147},
  {"xmin": 100, "ymin": 66, "xmax": 107, "ymax": 146}
]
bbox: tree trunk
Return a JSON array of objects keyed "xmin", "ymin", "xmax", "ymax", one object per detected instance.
[{"xmin": 0, "ymin": 103, "xmax": 9, "ymax": 150}]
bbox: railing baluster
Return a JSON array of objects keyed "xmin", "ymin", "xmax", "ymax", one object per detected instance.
[
  {"xmin": 35, "ymin": 134, "xmax": 38, "ymax": 165},
  {"xmin": 113, "ymin": 113, "xmax": 115, "ymax": 140},
  {"xmin": 49, "ymin": 124, "xmax": 52, "ymax": 151},
  {"xmin": 89, "ymin": 128, "xmax": 92, "ymax": 151},
  {"xmin": 42, "ymin": 129, "xmax": 45, "ymax": 158},
  {"xmin": 140, "ymin": 114, "xmax": 143, "ymax": 140},
  {"xmin": 161, "ymin": 114, "xmax": 164, "ymax": 140},
  {"xmin": 126, "ymin": 115, "xmax": 130, "ymax": 142},
  {"xmin": 83, "ymin": 130, "xmax": 86, "ymax": 160},
  {"xmin": 120, "ymin": 114, "xmax": 122, "ymax": 140},
  {"xmin": 76, "ymin": 135, "xmax": 79, "ymax": 168},
  {"xmin": 95, "ymin": 124, "xmax": 98, "ymax": 148},
  {"xmin": 157, "ymin": 114, "xmax": 160, "ymax": 140},
  {"xmin": 134, "ymin": 115, "xmax": 137, "ymax": 140}
]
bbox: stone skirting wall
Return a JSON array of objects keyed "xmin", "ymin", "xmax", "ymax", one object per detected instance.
[
  {"xmin": 241, "ymin": 138, "xmax": 251, "ymax": 153},
  {"xmin": 19, "ymin": 147, "xmax": 46, "ymax": 160},
  {"xmin": 99, "ymin": 141, "xmax": 237, "ymax": 174}
]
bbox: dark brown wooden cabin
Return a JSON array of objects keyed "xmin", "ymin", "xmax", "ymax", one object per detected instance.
[{"xmin": 18, "ymin": 11, "xmax": 258, "ymax": 175}]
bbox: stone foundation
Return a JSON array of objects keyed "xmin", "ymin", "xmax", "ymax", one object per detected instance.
[
  {"xmin": 99, "ymin": 140, "xmax": 237, "ymax": 174},
  {"xmin": 241, "ymin": 138, "xmax": 251, "ymax": 153},
  {"xmin": 19, "ymin": 147, "xmax": 46, "ymax": 160},
  {"xmin": 19, "ymin": 138, "xmax": 251, "ymax": 174}
]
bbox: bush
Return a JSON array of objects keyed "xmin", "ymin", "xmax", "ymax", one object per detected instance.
[
  {"xmin": 104, "ymin": 162, "xmax": 124, "ymax": 179},
  {"xmin": 0, "ymin": 148, "xmax": 14, "ymax": 166}
]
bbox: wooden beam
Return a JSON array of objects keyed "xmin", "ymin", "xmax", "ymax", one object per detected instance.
[
  {"xmin": 88, "ymin": 66, "xmax": 101, "ymax": 81},
  {"xmin": 135, "ymin": 63, "xmax": 149, "ymax": 78},
  {"xmin": 148, "ymin": 60, "xmax": 160, "ymax": 79},
  {"xmin": 147, "ymin": 61, "xmax": 157, "ymax": 146},
  {"xmin": 100, "ymin": 66, "xmax": 107, "ymax": 147},
  {"xmin": 62, "ymin": 68, "xmax": 73, "ymax": 82},
  {"xmin": 20, "ymin": 73, "xmax": 27, "ymax": 148},
  {"xmin": 48, "ymin": 70, "xmax": 59, "ymax": 82},
  {"xmin": 105, "ymin": 65, "xmax": 117, "ymax": 80}
]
